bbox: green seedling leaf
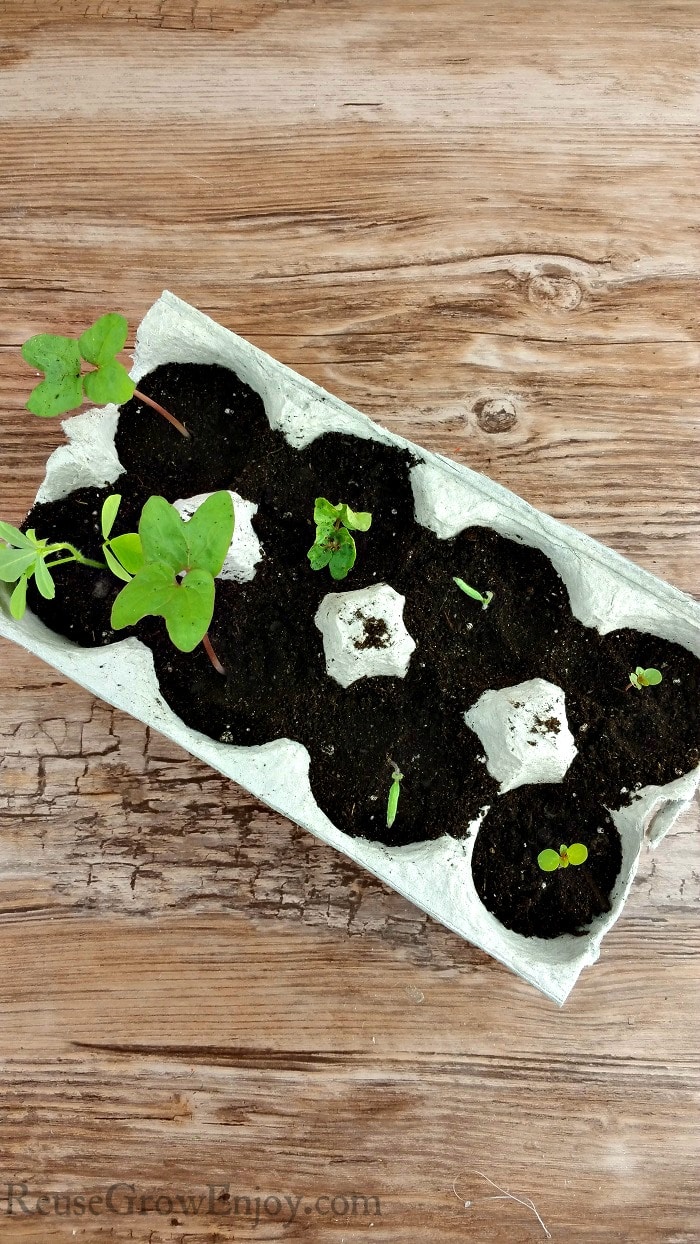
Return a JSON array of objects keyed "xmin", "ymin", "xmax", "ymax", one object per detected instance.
[
  {"xmin": 9, "ymin": 575, "xmax": 28, "ymax": 620},
  {"xmin": 26, "ymin": 375, "xmax": 85, "ymax": 418},
  {"xmin": 183, "ymin": 492, "xmax": 235, "ymax": 577},
  {"xmin": 33, "ymin": 556, "xmax": 55, "ymax": 600},
  {"xmin": 82, "ymin": 360, "xmax": 135, "ymax": 406},
  {"xmin": 307, "ymin": 543, "xmax": 333, "ymax": 571},
  {"xmin": 22, "ymin": 335, "xmax": 84, "ymax": 418},
  {"xmin": 78, "ymin": 313, "xmax": 129, "ymax": 367},
  {"xmin": 103, "ymin": 544, "xmax": 133, "ymax": 583},
  {"xmin": 0, "ymin": 521, "xmax": 35, "ymax": 549},
  {"xmin": 454, "ymin": 578, "xmax": 493, "ymax": 609},
  {"xmin": 537, "ymin": 848, "xmax": 562, "ymax": 872},
  {"xmin": 386, "ymin": 760, "xmax": 403, "ymax": 829},
  {"xmin": 566, "ymin": 843, "xmax": 589, "ymax": 866},
  {"xmin": 138, "ymin": 497, "xmax": 189, "ymax": 572},
  {"xmin": 329, "ymin": 528, "xmax": 356, "ymax": 580},
  {"xmin": 162, "ymin": 568, "xmax": 215, "ymax": 652},
  {"xmin": 108, "ymin": 532, "xmax": 144, "ymax": 575},
  {"xmin": 101, "ymin": 494, "xmax": 121, "ymax": 539},
  {"xmin": 110, "ymin": 561, "xmax": 178, "ymax": 630},
  {"xmin": 0, "ymin": 546, "xmax": 37, "ymax": 582},
  {"xmin": 337, "ymin": 503, "xmax": 372, "ymax": 532},
  {"xmin": 314, "ymin": 498, "xmax": 341, "ymax": 524}
]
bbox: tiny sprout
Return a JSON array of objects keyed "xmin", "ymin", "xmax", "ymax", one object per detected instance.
[
  {"xmin": 453, "ymin": 577, "xmax": 493, "ymax": 610},
  {"xmin": 307, "ymin": 497, "xmax": 372, "ymax": 581},
  {"xmin": 21, "ymin": 313, "xmax": 189, "ymax": 438},
  {"xmin": 0, "ymin": 518, "xmax": 104, "ymax": 620},
  {"xmin": 386, "ymin": 759, "xmax": 403, "ymax": 829},
  {"xmin": 628, "ymin": 666, "xmax": 663, "ymax": 691},
  {"xmin": 537, "ymin": 843, "xmax": 589, "ymax": 872}
]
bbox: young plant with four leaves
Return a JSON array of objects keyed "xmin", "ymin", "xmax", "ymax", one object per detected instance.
[
  {"xmin": 537, "ymin": 843, "xmax": 589, "ymax": 872},
  {"xmin": 110, "ymin": 491, "xmax": 234, "ymax": 672},
  {"xmin": 307, "ymin": 498, "xmax": 372, "ymax": 581},
  {"xmin": 0, "ymin": 519, "xmax": 104, "ymax": 620},
  {"xmin": 21, "ymin": 313, "xmax": 189, "ymax": 438},
  {"xmin": 453, "ymin": 577, "xmax": 493, "ymax": 610}
]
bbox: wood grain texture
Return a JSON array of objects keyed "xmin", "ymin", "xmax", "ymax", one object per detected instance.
[{"xmin": 0, "ymin": 2, "xmax": 698, "ymax": 1240}]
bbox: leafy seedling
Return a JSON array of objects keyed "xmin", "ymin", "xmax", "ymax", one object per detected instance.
[
  {"xmin": 453, "ymin": 578, "xmax": 493, "ymax": 610},
  {"xmin": 100, "ymin": 495, "xmax": 145, "ymax": 583},
  {"xmin": 110, "ymin": 492, "xmax": 234, "ymax": 669},
  {"xmin": 0, "ymin": 519, "xmax": 104, "ymax": 620},
  {"xmin": 628, "ymin": 666, "xmax": 663, "ymax": 691},
  {"xmin": 21, "ymin": 313, "xmax": 189, "ymax": 437},
  {"xmin": 537, "ymin": 843, "xmax": 589, "ymax": 872},
  {"xmin": 386, "ymin": 759, "xmax": 403, "ymax": 829},
  {"xmin": 307, "ymin": 498, "xmax": 372, "ymax": 581}
]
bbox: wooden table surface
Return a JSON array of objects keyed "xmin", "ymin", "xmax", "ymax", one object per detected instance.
[{"xmin": 0, "ymin": 2, "xmax": 699, "ymax": 1241}]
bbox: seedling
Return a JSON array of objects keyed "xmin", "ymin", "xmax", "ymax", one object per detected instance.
[
  {"xmin": 628, "ymin": 666, "xmax": 663, "ymax": 691},
  {"xmin": 21, "ymin": 313, "xmax": 190, "ymax": 438},
  {"xmin": 537, "ymin": 843, "xmax": 588, "ymax": 872},
  {"xmin": 0, "ymin": 519, "xmax": 104, "ymax": 620},
  {"xmin": 110, "ymin": 491, "xmax": 234, "ymax": 671},
  {"xmin": 100, "ymin": 495, "xmax": 145, "ymax": 582},
  {"xmin": 307, "ymin": 498, "xmax": 372, "ymax": 581},
  {"xmin": 453, "ymin": 578, "xmax": 493, "ymax": 610},
  {"xmin": 386, "ymin": 759, "xmax": 403, "ymax": 829}
]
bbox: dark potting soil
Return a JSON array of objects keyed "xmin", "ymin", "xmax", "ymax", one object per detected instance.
[{"xmin": 21, "ymin": 363, "xmax": 700, "ymax": 939}]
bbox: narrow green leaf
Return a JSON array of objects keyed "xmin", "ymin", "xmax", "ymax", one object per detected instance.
[
  {"xmin": 183, "ymin": 492, "xmax": 235, "ymax": 576},
  {"xmin": 386, "ymin": 779, "xmax": 401, "ymax": 829},
  {"xmin": 0, "ymin": 520, "xmax": 35, "ymax": 549},
  {"xmin": 111, "ymin": 561, "xmax": 178, "ymax": 630},
  {"xmin": 83, "ymin": 360, "xmax": 135, "ymax": 406},
  {"xmin": 537, "ymin": 849, "xmax": 561, "ymax": 873},
  {"xmin": 566, "ymin": 843, "xmax": 589, "ymax": 866},
  {"xmin": 33, "ymin": 556, "xmax": 56, "ymax": 600},
  {"xmin": 138, "ymin": 496, "xmax": 189, "ymax": 572},
  {"xmin": 9, "ymin": 575, "xmax": 28, "ymax": 620},
  {"xmin": 108, "ymin": 532, "xmax": 144, "ymax": 575},
  {"xmin": 101, "ymin": 494, "xmax": 121, "ymax": 539},
  {"xmin": 0, "ymin": 547, "xmax": 37, "ymax": 582},
  {"xmin": 454, "ymin": 577, "xmax": 484, "ymax": 602},
  {"xmin": 78, "ymin": 313, "xmax": 129, "ymax": 366},
  {"xmin": 26, "ymin": 375, "xmax": 85, "ymax": 418},
  {"xmin": 103, "ymin": 544, "xmax": 133, "ymax": 583},
  {"xmin": 162, "ymin": 569, "xmax": 215, "ymax": 652}
]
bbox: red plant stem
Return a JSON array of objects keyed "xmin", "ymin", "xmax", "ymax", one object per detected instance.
[
  {"xmin": 202, "ymin": 632, "xmax": 226, "ymax": 676},
  {"xmin": 133, "ymin": 387, "xmax": 190, "ymax": 439}
]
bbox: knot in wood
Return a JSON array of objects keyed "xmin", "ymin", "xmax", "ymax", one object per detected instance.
[
  {"xmin": 527, "ymin": 274, "xmax": 582, "ymax": 310},
  {"xmin": 474, "ymin": 397, "xmax": 517, "ymax": 433}
]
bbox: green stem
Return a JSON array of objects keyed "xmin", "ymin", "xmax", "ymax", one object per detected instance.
[{"xmin": 45, "ymin": 543, "xmax": 106, "ymax": 571}]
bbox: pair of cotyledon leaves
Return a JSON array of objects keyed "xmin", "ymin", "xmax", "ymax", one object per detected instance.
[
  {"xmin": 307, "ymin": 497, "xmax": 372, "ymax": 581},
  {"xmin": 107, "ymin": 491, "xmax": 235, "ymax": 652},
  {"xmin": 21, "ymin": 313, "xmax": 135, "ymax": 417}
]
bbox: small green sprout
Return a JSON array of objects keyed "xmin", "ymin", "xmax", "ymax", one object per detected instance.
[
  {"xmin": 21, "ymin": 313, "xmax": 189, "ymax": 437},
  {"xmin": 0, "ymin": 519, "xmax": 104, "ymax": 620},
  {"xmin": 537, "ymin": 843, "xmax": 589, "ymax": 872},
  {"xmin": 386, "ymin": 759, "xmax": 403, "ymax": 829},
  {"xmin": 110, "ymin": 491, "xmax": 234, "ymax": 659},
  {"xmin": 628, "ymin": 666, "xmax": 663, "ymax": 691},
  {"xmin": 307, "ymin": 498, "xmax": 372, "ymax": 581},
  {"xmin": 100, "ymin": 495, "xmax": 145, "ymax": 583},
  {"xmin": 453, "ymin": 577, "xmax": 493, "ymax": 610}
]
